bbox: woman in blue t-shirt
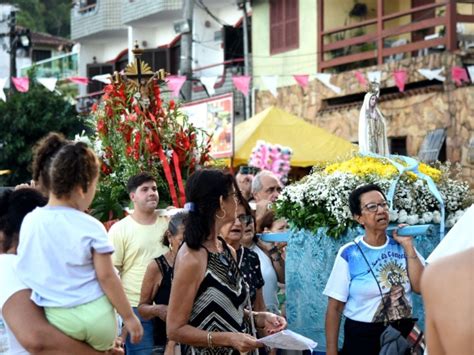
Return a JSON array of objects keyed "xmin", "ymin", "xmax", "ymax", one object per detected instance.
[{"xmin": 324, "ymin": 184, "xmax": 425, "ymax": 355}]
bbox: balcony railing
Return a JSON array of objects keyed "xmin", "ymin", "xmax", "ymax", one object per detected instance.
[
  {"xmin": 77, "ymin": 0, "xmax": 97, "ymax": 14},
  {"xmin": 317, "ymin": 0, "xmax": 474, "ymax": 72},
  {"xmin": 19, "ymin": 52, "xmax": 79, "ymax": 79}
]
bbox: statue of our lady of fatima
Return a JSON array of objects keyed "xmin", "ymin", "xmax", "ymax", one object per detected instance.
[{"xmin": 358, "ymin": 82, "xmax": 390, "ymax": 156}]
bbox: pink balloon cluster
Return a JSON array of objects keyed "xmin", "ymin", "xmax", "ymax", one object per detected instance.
[{"xmin": 249, "ymin": 140, "xmax": 293, "ymax": 183}]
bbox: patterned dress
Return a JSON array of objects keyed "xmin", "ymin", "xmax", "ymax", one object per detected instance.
[
  {"xmin": 183, "ymin": 237, "xmax": 249, "ymax": 355},
  {"xmin": 236, "ymin": 247, "xmax": 264, "ymax": 306}
]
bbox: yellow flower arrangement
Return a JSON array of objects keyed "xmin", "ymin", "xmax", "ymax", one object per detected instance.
[
  {"xmin": 324, "ymin": 156, "xmax": 398, "ymax": 178},
  {"xmin": 324, "ymin": 156, "xmax": 442, "ymax": 182},
  {"xmin": 418, "ymin": 163, "xmax": 442, "ymax": 182}
]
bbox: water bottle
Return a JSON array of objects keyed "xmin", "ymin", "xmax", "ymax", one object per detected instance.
[{"xmin": 0, "ymin": 318, "xmax": 9, "ymax": 353}]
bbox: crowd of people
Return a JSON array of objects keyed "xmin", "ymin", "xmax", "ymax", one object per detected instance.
[{"xmin": 0, "ymin": 131, "xmax": 472, "ymax": 355}]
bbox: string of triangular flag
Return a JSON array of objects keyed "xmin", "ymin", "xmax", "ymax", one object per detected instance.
[
  {"xmin": 180, "ymin": 66, "xmax": 472, "ymax": 98},
  {"xmin": 2, "ymin": 65, "xmax": 473, "ymax": 103},
  {"xmin": 0, "ymin": 75, "xmax": 91, "ymax": 101}
]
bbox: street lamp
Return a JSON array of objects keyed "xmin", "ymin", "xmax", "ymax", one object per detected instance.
[
  {"xmin": 19, "ymin": 31, "xmax": 31, "ymax": 48},
  {"xmin": 6, "ymin": 10, "xmax": 31, "ymax": 91}
]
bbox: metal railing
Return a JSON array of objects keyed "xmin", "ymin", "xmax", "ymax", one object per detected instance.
[
  {"xmin": 19, "ymin": 52, "xmax": 79, "ymax": 78},
  {"xmin": 317, "ymin": 0, "xmax": 474, "ymax": 71}
]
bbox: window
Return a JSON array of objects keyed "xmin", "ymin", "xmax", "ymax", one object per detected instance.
[
  {"xmin": 390, "ymin": 137, "xmax": 407, "ymax": 156},
  {"xmin": 418, "ymin": 128, "xmax": 446, "ymax": 163},
  {"xmin": 78, "ymin": 0, "xmax": 97, "ymax": 13},
  {"xmin": 141, "ymin": 47, "xmax": 180, "ymax": 74},
  {"xmin": 224, "ymin": 25, "xmax": 244, "ymax": 61},
  {"xmin": 270, "ymin": 0, "xmax": 299, "ymax": 54}
]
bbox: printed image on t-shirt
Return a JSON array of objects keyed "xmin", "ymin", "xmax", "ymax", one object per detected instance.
[
  {"xmin": 323, "ymin": 236, "xmax": 423, "ymax": 323},
  {"xmin": 372, "ymin": 259, "xmax": 412, "ymax": 322}
]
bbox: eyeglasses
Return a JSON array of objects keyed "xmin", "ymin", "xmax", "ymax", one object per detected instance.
[
  {"xmin": 362, "ymin": 202, "xmax": 389, "ymax": 213},
  {"xmin": 237, "ymin": 214, "xmax": 253, "ymax": 226}
]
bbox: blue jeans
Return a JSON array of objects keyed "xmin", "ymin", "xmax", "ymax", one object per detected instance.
[{"xmin": 125, "ymin": 307, "xmax": 154, "ymax": 355}]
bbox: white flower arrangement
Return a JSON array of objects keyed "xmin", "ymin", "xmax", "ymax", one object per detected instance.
[{"xmin": 274, "ymin": 156, "xmax": 472, "ymax": 238}]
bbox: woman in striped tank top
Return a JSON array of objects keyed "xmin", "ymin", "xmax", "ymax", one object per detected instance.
[{"xmin": 167, "ymin": 169, "xmax": 286, "ymax": 355}]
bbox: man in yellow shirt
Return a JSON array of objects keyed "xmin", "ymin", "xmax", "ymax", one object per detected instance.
[{"xmin": 109, "ymin": 172, "xmax": 168, "ymax": 354}]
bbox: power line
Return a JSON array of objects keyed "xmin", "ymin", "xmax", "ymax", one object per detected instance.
[{"xmin": 193, "ymin": 0, "xmax": 230, "ymax": 26}]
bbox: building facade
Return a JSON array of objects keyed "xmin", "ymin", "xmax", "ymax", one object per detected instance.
[
  {"xmin": 251, "ymin": 0, "xmax": 474, "ymax": 186},
  {"xmin": 71, "ymin": 0, "xmax": 248, "ymax": 120}
]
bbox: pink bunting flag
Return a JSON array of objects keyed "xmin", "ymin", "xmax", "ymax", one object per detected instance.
[
  {"xmin": 355, "ymin": 71, "xmax": 367, "ymax": 86},
  {"xmin": 68, "ymin": 76, "xmax": 89, "ymax": 85},
  {"xmin": 393, "ymin": 70, "xmax": 407, "ymax": 92},
  {"xmin": 293, "ymin": 75, "xmax": 309, "ymax": 88},
  {"xmin": 451, "ymin": 66, "xmax": 469, "ymax": 86},
  {"xmin": 167, "ymin": 75, "xmax": 186, "ymax": 97},
  {"xmin": 232, "ymin": 75, "xmax": 251, "ymax": 97},
  {"xmin": 12, "ymin": 77, "xmax": 29, "ymax": 93}
]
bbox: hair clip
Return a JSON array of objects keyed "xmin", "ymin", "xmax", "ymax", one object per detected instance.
[{"xmin": 184, "ymin": 202, "xmax": 195, "ymax": 212}]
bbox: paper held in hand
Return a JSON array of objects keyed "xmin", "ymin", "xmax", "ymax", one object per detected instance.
[{"xmin": 257, "ymin": 330, "xmax": 317, "ymax": 351}]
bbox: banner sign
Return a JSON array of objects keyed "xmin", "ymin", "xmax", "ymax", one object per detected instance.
[{"xmin": 180, "ymin": 93, "xmax": 234, "ymax": 159}]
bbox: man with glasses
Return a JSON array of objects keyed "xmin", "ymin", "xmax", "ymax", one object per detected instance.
[{"xmin": 249, "ymin": 171, "xmax": 287, "ymax": 317}]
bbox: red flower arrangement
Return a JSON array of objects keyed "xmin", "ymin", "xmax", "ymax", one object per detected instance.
[{"xmin": 90, "ymin": 70, "xmax": 212, "ymax": 217}]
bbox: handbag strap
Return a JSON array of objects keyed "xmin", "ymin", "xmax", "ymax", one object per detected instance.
[{"xmin": 354, "ymin": 239, "xmax": 391, "ymax": 325}]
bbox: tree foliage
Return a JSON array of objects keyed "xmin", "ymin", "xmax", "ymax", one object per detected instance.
[
  {"xmin": 0, "ymin": 0, "xmax": 71, "ymax": 38},
  {"xmin": 0, "ymin": 71, "xmax": 87, "ymax": 186}
]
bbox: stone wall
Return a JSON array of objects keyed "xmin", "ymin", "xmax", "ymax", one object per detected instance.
[{"xmin": 254, "ymin": 53, "xmax": 474, "ymax": 187}]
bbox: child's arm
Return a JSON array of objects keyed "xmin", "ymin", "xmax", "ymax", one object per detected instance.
[
  {"xmin": 93, "ymin": 251, "xmax": 144, "ymax": 344},
  {"xmin": 3, "ymin": 289, "xmax": 120, "ymax": 354}
]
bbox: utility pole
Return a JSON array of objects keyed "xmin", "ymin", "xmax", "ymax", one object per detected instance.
[
  {"xmin": 9, "ymin": 9, "xmax": 16, "ymax": 91},
  {"xmin": 180, "ymin": 0, "xmax": 193, "ymax": 102},
  {"xmin": 241, "ymin": 0, "xmax": 251, "ymax": 120}
]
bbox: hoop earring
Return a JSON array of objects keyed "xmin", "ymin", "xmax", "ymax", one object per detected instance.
[{"xmin": 216, "ymin": 209, "xmax": 226, "ymax": 220}]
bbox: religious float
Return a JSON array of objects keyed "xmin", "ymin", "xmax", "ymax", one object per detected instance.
[
  {"xmin": 271, "ymin": 83, "xmax": 472, "ymax": 348},
  {"xmin": 87, "ymin": 46, "xmax": 212, "ymax": 222}
]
